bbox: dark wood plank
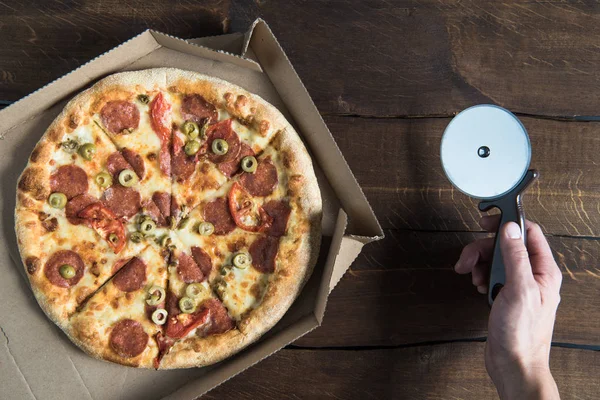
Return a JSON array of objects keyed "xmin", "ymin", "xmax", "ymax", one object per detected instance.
[
  {"xmin": 202, "ymin": 343, "xmax": 600, "ymax": 399},
  {"xmin": 0, "ymin": 0, "xmax": 230, "ymax": 102},
  {"xmin": 294, "ymin": 231, "xmax": 600, "ymax": 347},
  {"xmin": 2, "ymin": 1, "xmax": 600, "ymax": 118},
  {"xmin": 326, "ymin": 115, "xmax": 600, "ymax": 237},
  {"xmin": 230, "ymin": 0, "xmax": 600, "ymax": 117}
]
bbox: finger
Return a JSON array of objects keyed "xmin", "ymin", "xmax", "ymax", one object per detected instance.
[
  {"xmin": 526, "ymin": 222, "xmax": 563, "ymax": 289},
  {"xmin": 480, "ymin": 214, "xmax": 500, "ymax": 232},
  {"xmin": 471, "ymin": 262, "xmax": 489, "ymax": 289},
  {"xmin": 454, "ymin": 237, "xmax": 494, "ymax": 274},
  {"xmin": 499, "ymin": 222, "xmax": 536, "ymax": 288}
]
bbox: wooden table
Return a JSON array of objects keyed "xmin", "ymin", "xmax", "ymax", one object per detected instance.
[{"xmin": 1, "ymin": 1, "xmax": 599, "ymax": 398}]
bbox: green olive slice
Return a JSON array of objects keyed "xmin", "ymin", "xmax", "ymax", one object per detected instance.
[
  {"xmin": 211, "ymin": 139, "xmax": 229, "ymax": 155},
  {"xmin": 59, "ymin": 264, "xmax": 76, "ymax": 279},
  {"xmin": 137, "ymin": 94, "xmax": 150, "ymax": 104},
  {"xmin": 61, "ymin": 139, "xmax": 79, "ymax": 153},
  {"xmin": 129, "ymin": 232, "xmax": 144, "ymax": 243},
  {"xmin": 177, "ymin": 217, "xmax": 190, "ymax": 229},
  {"xmin": 151, "ymin": 309, "xmax": 168, "ymax": 325},
  {"xmin": 241, "ymin": 156, "xmax": 258, "ymax": 173},
  {"xmin": 95, "ymin": 172, "xmax": 113, "ymax": 188},
  {"xmin": 118, "ymin": 169, "xmax": 138, "ymax": 187},
  {"xmin": 79, "ymin": 143, "xmax": 97, "ymax": 161},
  {"xmin": 158, "ymin": 235, "xmax": 172, "ymax": 247},
  {"xmin": 48, "ymin": 192, "xmax": 67, "ymax": 209},
  {"xmin": 198, "ymin": 221, "xmax": 215, "ymax": 236},
  {"xmin": 179, "ymin": 297, "xmax": 196, "ymax": 314},
  {"xmin": 146, "ymin": 286, "xmax": 166, "ymax": 306},
  {"xmin": 139, "ymin": 219, "xmax": 156, "ymax": 235},
  {"xmin": 108, "ymin": 233, "xmax": 119, "ymax": 244},
  {"xmin": 200, "ymin": 122, "xmax": 210, "ymax": 139},
  {"xmin": 182, "ymin": 121, "xmax": 199, "ymax": 140},
  {"xmin": 232, "ymin": 252, "xmax": 252, "ymax": 269},
  {"xmin": 185, "ymin": 283, "xmax": 206, "ymax": 299},
  {"xmin": 185, "ymin": 140, "xmax": 201, "ymax": 156},
  {"xmin": 220, "ymin": 267, "xmax": 228, "ymax": 276}
]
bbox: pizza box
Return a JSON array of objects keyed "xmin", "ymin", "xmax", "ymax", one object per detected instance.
[{"xmin": 0, "ymin": 19, "xmax": 383, "ymax": 399}]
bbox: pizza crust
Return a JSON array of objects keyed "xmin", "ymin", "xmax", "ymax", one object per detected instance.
[{"xmin": 15, "ymin": 68, "xmax": 323, "ymax": 369}]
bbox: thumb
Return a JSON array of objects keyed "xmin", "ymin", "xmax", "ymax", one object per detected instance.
[{"xmin": 499, "ymin": 222, "xmax": 535, "ymax": 288}]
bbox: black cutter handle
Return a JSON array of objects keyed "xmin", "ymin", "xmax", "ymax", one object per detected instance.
[{"xmin": 478, "ymin": 170, "xmax": 539, "ymax": 306}]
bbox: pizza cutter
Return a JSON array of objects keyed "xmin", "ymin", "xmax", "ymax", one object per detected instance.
[{"xmin": 440, "ymin": 105, "xmax": 538, "ymax": 305}]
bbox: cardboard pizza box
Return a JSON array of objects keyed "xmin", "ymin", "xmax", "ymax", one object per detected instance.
[{"xmin": 0, "ymin": 19, "xmax": 383, "ymax": 399}]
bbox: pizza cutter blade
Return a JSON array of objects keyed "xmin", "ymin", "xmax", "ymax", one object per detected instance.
[{"xmin": 440, "ymin": 105, "xmax": 538, "ymax": 305}]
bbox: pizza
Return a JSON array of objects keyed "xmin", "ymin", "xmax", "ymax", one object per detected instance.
[{"xmin": 14, "ymin": 68, "xmax": 322, "ymax": 369}]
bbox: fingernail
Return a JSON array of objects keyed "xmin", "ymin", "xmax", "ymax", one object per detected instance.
[
  {"xmin": 477, "ymin": 285, "xmax": 488, "ymax": 294},
  {"xmin": 505, "ymin": 222, "xmax": 522, "ymax": 239}
]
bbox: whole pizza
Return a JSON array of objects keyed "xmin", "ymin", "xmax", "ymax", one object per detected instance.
[{"xmin": 15, "ymin": 68, "xmax": 322, "ymax": 369}]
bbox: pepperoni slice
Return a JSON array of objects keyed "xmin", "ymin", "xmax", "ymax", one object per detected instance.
[
  {"xmin": 100, "ymin": 101, "xmax": 140, "ymax": 134},
  {"xmin": 171, "ymin": 134, "xmax": 196, "ymax": 182},
  {"xmin": 206, "ymin": 119, "xmax": 241, "ymax": 164},
  {"xmin": 66, "ymin": 194, "xmax": 99, "ymax": 225},
  {"xmin": 50, "ymin": 165, "xmax": 88, "ymax": 199},
  {"xmin": 109, "ymin": 319, "xmax": 148, "ymax": 358},
  {"xmin": 113, "ymin": 257, "xmax": 147, "ymax": 292},
  {"xmin": 228, "ymin": 182, "xmax": 273, "ymax": 232},
  {"xmin": 106, "ymin": 151, "xmax": 133, "ymax": 179},
  {"xmin": 44, "ymin": 250, "xmax": 85, "ymax": 287},
  {"xmin": 153, "ymin": 191, "xmax": 171, "ymax": 218},
  {"xmin": 191, "ymin": 247, "xmax": 212, "ymax": 277},
  {"xmin": 263, "ymin": 200, "xmax": 292, "ymax": 237},
  {"xmin": 143, "ymin": 199, "xmax": 166, "ymax": 227},
  {"xmin": 203, "ymin": 298, "xmax": 235, "ymax": 336},
  {"xmin": 170, "ymin": 195, "xmax": 181, "ymax": 223},
  {"xmin": 177, "ymin": 253, "xmax": 205, "ymax": 283},
  {"xmin": 102, "ymin": 186, "xmax": 141, "ymax": 219},
  {"xmin": 121, "ymin": 148, "xmax": 145, "ymax": 180},
  {"xmin": 150, "ymin": 93, "xmax": 172, "ymax": 176},
  {"xmin": 181, "ymin": 94, "xmax": 218, "ymax": 124},
  {"xmin": 218, "ymin": 143, "xmax": 254, "ymax": 177},
  {"xmin": 203, "ymin": 197, "xmax": 236, "ymax": 235},
  {"xmin": 239, "ymin": 158, "xmax": 278, "ymax": 197},
  {"xmin": 249, "ymin": 235, "xmax": 280, "ymax": 273}
]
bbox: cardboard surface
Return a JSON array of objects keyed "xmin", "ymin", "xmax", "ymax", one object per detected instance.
[{"xmin": 0, "ymin": 20, "xmax": 382, "ymax": 399}]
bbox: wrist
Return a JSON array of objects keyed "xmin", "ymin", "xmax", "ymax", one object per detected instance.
[{"xmin": 493, "ymin": 363, "xmax": 559, "ymax": 400}]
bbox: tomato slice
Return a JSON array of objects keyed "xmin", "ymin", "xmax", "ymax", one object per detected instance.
[
  {"xmin": 228, "ymin": 182, "xmax": 273, "ymax": 232},
  {"xmin": 78, "ymin": 203, "xmax": 126, "ymax": 254},
  {"xmin": 150, "ymin": 92, "xmax": 172, "ymax": 176},
  {"xmin": 166, "ymin": 307, "xmax": 211, "ymax": 339}
]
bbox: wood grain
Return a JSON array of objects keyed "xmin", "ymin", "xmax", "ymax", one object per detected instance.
[
  {"xmin": 230, "ymin": 0, "xmax": 600, "ymax": 117},
  {"xmin": 202, "ymin": 343, "xmax": 600, "ymax": 399},
  {"xmin": 2, "ymin": 1, "xmax": 600, "ymax": 118},
  {"xmin": 0, "ymin": 0, "xmax": 230, "ymax": 102},
  {"xmin": 326, "ymin": 115, "xmax": 600, "ymax": 237},
  {"xmin": 295, "ymin": 230, "xmax": 600, "ymax": 347}
]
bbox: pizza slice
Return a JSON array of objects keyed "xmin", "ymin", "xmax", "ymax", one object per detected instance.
[
  {"xmin": 15, "ymin": 210, "xmax": 146, "ymax": 330},
  {"xmin": 68, "ymin": 244, "xmax": 168, "ymax": 368},
  {"xmin": 17, "ymin": 112, "xmax": 120, "ymax": 212},
  {"xmin": 91, "ymin": 70, "xmax": 173, "ymax": 232},
  {"xmin": 165, "ymin": 69, "xmax": 282, "ymax": 219},
  {"xmin": 145, "ymin": 234, "xmax": 241, "ymax": 368}
]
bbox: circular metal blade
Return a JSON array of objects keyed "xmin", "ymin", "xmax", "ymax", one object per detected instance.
[{"xmin": 440, "ymin": 105, "xmax": 531, "ymax": 199}]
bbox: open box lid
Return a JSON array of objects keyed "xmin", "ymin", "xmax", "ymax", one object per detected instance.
[{"xmin": 0, "ymin": 19, "xmax": 383, "ymax": 399}]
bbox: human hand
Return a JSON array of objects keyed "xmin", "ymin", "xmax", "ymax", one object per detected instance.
[{"xmin": 454, "ymin": 215, "xmax": 562, "ymax": 399}]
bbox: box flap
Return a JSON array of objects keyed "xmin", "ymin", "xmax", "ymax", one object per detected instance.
[{"xmin": 241, "ymin": 20, "xmax": 383, "ymax": 241}]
